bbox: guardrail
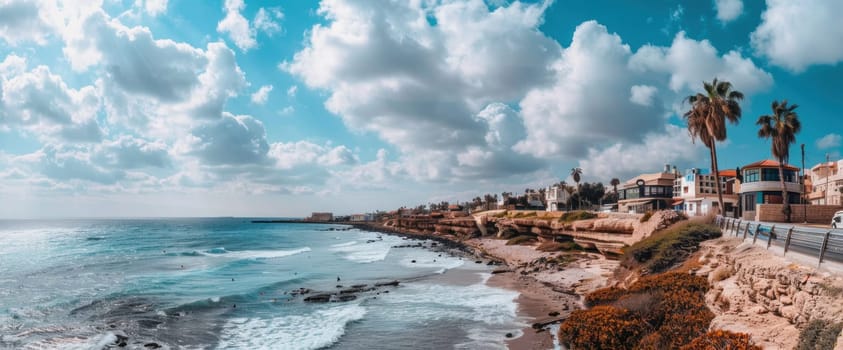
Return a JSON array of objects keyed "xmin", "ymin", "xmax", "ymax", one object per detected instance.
[{"xmin": 715, "ymin": 215, "xmax": 843, "ymax": 267}]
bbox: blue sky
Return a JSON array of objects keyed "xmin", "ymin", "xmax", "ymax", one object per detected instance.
[{"xmin": 1, "ymin": 0, "xmax": 842, "ymax": 218}]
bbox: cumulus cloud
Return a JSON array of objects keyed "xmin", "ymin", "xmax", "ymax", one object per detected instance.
[
  {"xmin": 94, "ymin": 135, "xmax": 171, "ymax": 169},
  {"xmin": 135, "ymin": 0, "xmax": 168, "ymax": 16},
  {"xmin": 630, "ymin": 85, "xmax": 658, "ymax": 106},
  {"xmin": 251, "ymin": 85, "xmax": 273, "ymax": 105},
  {"xmin": 630, "ymin": 32, "xmax": 773, "ymax": 95},
  {"xmin": 0, "ymin": 0, "xmax": 58, "ymax": 45},
  {"xmin": 269, "ymin": 141, "xmax": 358, "ymax": 169},
  {"xmin": 751, "ymin": 0, "xmax": 843, "ymax": 72},
  {"xmin": 217, "ymin": 0, "xmax": 254, "ymax": 51},
  {"xmin": 578, "ymin": 124, "xmax": 708, "ymax": 182},
  {"xmin": 715, "ymin": 0, "xmax": 743, "ymax": 23},
  {"xmin": 253, "ymin": 7, "xmax": 283, "ymax": 35},
  {"xmin": 60, "ymin": 9, "xmax": 247, "ymax": 137},
  {"xmin": 1, "ymin": 59, "xmax": 103, "ymax": 142},
  {"xmin": 285, "ymin": 0, "xmax": 556, "ymax": 180},
  {"xmin": 217, "ymin": 0, "xmax": 283, "ymax": 51},
  {"xmin": 817, "ymin": 133, "xmax": 842, "ymax": 150},
  {"xmin": 515, "ymin": 21, "xmax": 665, "ymax": 158},
  {"xmin": 187, "ymin": 113, "xmax": 270, "ymax": 166}
]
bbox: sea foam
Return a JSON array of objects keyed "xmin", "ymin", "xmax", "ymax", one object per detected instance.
[
  {"xmin": 218, "ymin": 304, "xmax": 366, "ymax": 350},
  {"xmin": 186, "ymin": 247, "xmax": 311, "ymax": 260},
  {"xmin": 329, "ymin": 236, "xmax": 395, "ymax": 263}
]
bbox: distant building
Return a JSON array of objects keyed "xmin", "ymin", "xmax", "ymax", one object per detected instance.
[
  {"xmin": 349, "ymin": 213, "xmax": 374, "ymax": 222},
  {"xmin": 545, "ymin": 185, "xmax": 571, "ymax": 211},
  {"xmin": 673, "ymin": 168, "xmax": 740, "ymax": 217},
  {"xmin": 738, "ymin": 160, "xmax": 802, "ymax": 220},
  {"xmin": 309, "ymin": 212, "xmax": 333, "ymax": 222},
  {"xmin": 617, "ymin": 164, "xmax": 677, "ymax": 214},
  {"xmin": 808, "ymin": 159, "xmax": 843, "ymax": 205}
]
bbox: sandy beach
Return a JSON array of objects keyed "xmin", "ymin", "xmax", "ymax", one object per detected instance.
[{"xmin": 465, "ymin": 238, "xmax": 619, "ymax": 350}]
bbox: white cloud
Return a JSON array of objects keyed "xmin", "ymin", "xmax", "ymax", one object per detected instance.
[
  {"xmin": 254, "ymin": 7, "xmax": 283, "ymax": 35},
  {"xmin": 269, "ymin": 141, "xmax": 358, "ymax": 169},
  {"xmin": 217, "ymin": 0, "xmax": 255, "ymax": 51},
  {"xmin": 1, "ymin": 61, "xmax": 103, "ymax": 142},
  {"xmin": 630, "ymin": 32, "xmax": 773, "ymax": 95},
  {"xmin": 715, "ymin": 0, "xmax": 743, "ymax": 23},
  {"xmin": 629, "ymin": 85, "xmax": 658, "ymax": 106},
  {"xmin": 285, "ymin": 0, "xmax": 556, "ymax": 180},
  {"xmin": 94, "ymin": 135, "xmax": 171, "ymax": 169},
  {"xmin": 186, "ymin": 113, "xmax": 270, "ymax": 166},
  {"xmin": 0, "ymin": 0, "xmax": 59, "ymax": 45},
  {"xmin": 817, "ymin": 133, "xmax": 842, "ymax": 150},
  {"xmin": 286, "ymin": 85, "xmax": 297, "ymax": 97},
  {"xmin": 135, "ymin": 0, "xmax": 168, "ymax": 16},
  {"xmin": 515, "ymin": 21, "xmax": 665, "ymax": 158},
  {"xmin": 751, "ymin": 0, "xmax": 843, "ymax": 72},
  {"xmin": 60, "ymin": 9, "xmax": 247, "ymax": 138},
  {"xmin": 217, "ymin": 0, "xmax": 283, "ymax": 51},
  {"xmin": 279, "ymin": 106, "xmax": 295, "ymax": 115},
  {"xmin": 251, "ymin": 85, "xmax": 273, "ymax": 105},
  {"xmin": 578, "ymin": 124, "xmax": 708, "ymax": 182}
]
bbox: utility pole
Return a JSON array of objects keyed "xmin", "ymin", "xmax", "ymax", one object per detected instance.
[
  {"xmin": 826, "ymin": 153, "xmax": 831, "ymax": 205},
  {"xmin": 802, "ymin": 144, "xmax": 806, "ymax": 223}
]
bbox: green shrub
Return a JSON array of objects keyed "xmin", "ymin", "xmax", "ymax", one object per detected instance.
[
  {"xmin": 796, "ymin": 319, "xmax": 843, "ymax": 350},
  {"xmin": 623, "ymin": 222, "xmax": 722, "ymax": 273},
  {"xmin": 558, "ymin": 211, "xmax": 597, "ymax": 223},
  {"xmin": 640, "ymin": 211, "xmax": 653, "ymax": 223},
  {"xmin": 506, "ymin": 235, "xmax": 537, "ymax": 245}
]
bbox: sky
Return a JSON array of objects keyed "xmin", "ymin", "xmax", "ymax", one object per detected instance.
[{"xmin": 1, "ymin": 0, "xmax": 842, "ymax": 218}]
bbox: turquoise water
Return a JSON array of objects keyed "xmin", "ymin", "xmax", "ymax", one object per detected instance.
[{"xmin": 0, "ymin": 219, "xmax": 523, "ymax": 349}]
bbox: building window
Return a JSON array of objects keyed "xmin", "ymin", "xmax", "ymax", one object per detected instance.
[{"xmin": 744, "ymin": 169, "xmax": 760, "ymax": 183}]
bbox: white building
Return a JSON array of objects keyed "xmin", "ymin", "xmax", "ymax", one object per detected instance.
[
  {"xmin": 808, "ymin": 159, "xmax": 843, "ymax": 205},
  {"xmin": 672, "ymin": 168, "xmax": 739, "ymax": 217},
  {"xmin": 545, "ymin": 185, "xmax": 571, "ymax": 211}
]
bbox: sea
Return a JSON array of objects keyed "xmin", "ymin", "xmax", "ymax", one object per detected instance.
[{"xmin": 0, "ymin": 218, "xmax": 526, "ymax": 350}]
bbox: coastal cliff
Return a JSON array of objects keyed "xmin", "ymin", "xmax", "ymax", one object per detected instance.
[{"xmin": 697, "ymin": 238, "xmax": 843, "ymax": 349}]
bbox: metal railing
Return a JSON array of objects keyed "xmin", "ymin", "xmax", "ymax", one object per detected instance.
[{"xmin": 715, "ymin": 215, "xmax": 843, "ymax": 267}]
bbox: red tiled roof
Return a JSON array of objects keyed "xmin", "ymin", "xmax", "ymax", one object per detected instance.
[
  {"xmin": 742, "ymin": 159, "xmax": 799, "ymax": 171},
  {"xmin": 718, "ymin": 169, "xmax": 738, "ymax": 177}
]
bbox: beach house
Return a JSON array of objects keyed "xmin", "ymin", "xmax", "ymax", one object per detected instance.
[
  {"xmin": 617, "ymin": 165, "xmax": 677, "ymax": 214},
  {"xmin": 545, "ymin": 184, "xmax": 571, "ymax": 212},
  {"xmin": 672, "ymin": 168, "xmax": 740, "ymax": 217},
  {"xmin": 738, "ymin": 160, "xmax": 802, "ymax": 220}
]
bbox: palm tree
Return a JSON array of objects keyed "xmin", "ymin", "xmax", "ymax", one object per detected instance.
[
  {"xmin": 610, "ymin": 178, "xmax": 620, "ymax": 194},
  {"xmin": 757, "ymin": 100, "xmax": 801, "ymax": 223},
  {"xmin": 571, "ymin": 167, "xmax": 583, "ymax": 210},
  {"xmin": 684, "ymin": 78, "xmax": 744, "ymax": 215}
]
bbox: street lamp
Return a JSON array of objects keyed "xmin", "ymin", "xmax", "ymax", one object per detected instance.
[{"xmin": 802, "ymin": 144, "xmax": 806, "ymax": 223}]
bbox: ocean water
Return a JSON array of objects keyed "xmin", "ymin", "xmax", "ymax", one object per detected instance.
[{"xmin": 0, "ymin": 219, "xmax": 524, "ymax": 349}]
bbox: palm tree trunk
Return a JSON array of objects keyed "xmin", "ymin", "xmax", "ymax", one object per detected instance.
[
  {"xmin": 778, "ymin": 163, "xmax": 791, "ymax": 222},
  {"xmin": 710, "ymin": 142, "xmax": 725, "ymax": 216}
]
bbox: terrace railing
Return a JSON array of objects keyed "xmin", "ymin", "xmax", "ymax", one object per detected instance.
[{"xmin": 715, "ymin": 215, "xmax": 843, "ymax": 267}]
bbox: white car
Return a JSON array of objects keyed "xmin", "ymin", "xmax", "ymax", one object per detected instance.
[{"xmin": 833, "ymin": 211, "xmax": 843, "ymax": 229}]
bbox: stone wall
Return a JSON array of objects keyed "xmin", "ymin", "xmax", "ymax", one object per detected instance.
[{"xmin": 755, "ymin": 204, "xmax": 843, "ymax": 223}]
